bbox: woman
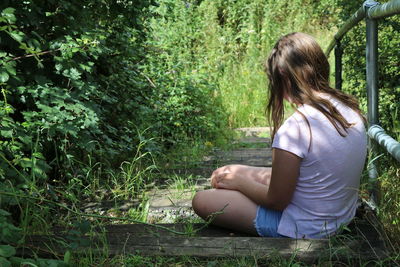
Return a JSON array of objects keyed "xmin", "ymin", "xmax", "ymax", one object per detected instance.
[{"xmin": 192, "ymin": 32, "xmax": 367, "ymax": 239}]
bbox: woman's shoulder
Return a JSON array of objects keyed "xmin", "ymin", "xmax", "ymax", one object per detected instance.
[{"xmin": 297, "ymin": 94, "xmax": 362, "ymax": 124}]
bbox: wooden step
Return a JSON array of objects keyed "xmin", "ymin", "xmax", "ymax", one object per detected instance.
[{"xmin": 17, "ymin": 213, "xmax": 389, "ymax": 263}]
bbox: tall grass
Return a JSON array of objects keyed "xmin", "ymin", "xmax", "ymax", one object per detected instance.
[
  {"xmin": 184, "ymin": 0, "xmax": 340, "ymax": 127},
  {"xmin": 110, "ymin": 140, "xmax": 157, "ymax": 200}
]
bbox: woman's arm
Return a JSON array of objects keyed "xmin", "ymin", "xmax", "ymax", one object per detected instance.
[
  {"xmin": 212, "ymin": 148, "xmax": 301, "ymax": 211},
  {"xmin": 211, "ymin": 165, "xmax": 272, "ymax": 188}
]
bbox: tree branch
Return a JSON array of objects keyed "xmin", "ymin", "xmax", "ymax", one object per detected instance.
[{"xmin": 6, "ymin": 48, "xmax": 62, "ymax": 62}]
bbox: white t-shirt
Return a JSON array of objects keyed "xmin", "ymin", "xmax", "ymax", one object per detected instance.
[{"xmin": 272, "ymin": 95, "xmax": 367, "ymax": 239}]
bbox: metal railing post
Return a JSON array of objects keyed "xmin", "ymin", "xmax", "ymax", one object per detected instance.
[
  {"xmin": 334, "ymin": 40, "xmax": 343, "ymax": 90},
  {"xmin": 365, "ymin": 1, "xmax": 380, "ymax": 126},
  {"xmin": 364, "ymin": 0, "xmax": 380, "ymax": 202}
]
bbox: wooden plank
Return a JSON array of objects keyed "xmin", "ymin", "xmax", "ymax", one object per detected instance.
[
  {"xmin": 19, "ymin": 234, "xmax": 387, "ymax": 262},
  {"xmin": 112, "ymin": 236, "xmax": 327, "ymax": 260},
  {"xmin": 52, "ymin": 223, "xmax": 249, "ymax": 237},
  {"xmin": 19, "ymin": 225, "xmax": 388, "ymax": 262},
  {"xmin": 21, "ymin": 235, "xmax": 328, "ymax": 259},
  {"xmin": 19, "ymin": 210, "xmax": 389, "ymax": 262}
]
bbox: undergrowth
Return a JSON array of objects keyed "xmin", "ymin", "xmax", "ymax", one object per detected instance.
[{"xmin": 378, "ymin": 165, "xmax": 400, "ymax": 251}]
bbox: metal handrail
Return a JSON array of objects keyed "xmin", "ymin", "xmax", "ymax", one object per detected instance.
[
  {"xmin": 369, "ymin": 125, "xmax": 400, "ymax": 162},
  {"xmin": 325, "ymin": 0, "xmax": 400, "ymax": 204},
  {"xmin": 368, "ymin": 0, "xmax": 400, "ymax": 19},
  {"xmin": 325, "ymin": 6, "xmax": 365, "ymax": 55},
  {"xmin": 326, "ymin": 0, "xmax": 400, "ymax": 55}
]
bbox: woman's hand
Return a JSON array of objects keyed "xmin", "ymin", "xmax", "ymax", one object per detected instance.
[
  {"xmin": 210, "ymin": 165, "xmax": 246, "ymax": 190},
  {"xmin": 208, "ymin": 149, "xmax": 300, "ymax": 210}
]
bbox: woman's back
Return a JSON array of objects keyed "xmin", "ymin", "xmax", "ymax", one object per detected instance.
[{"xmin": 272, "ymin": 94, "xmax": 367, "ymax": 238}]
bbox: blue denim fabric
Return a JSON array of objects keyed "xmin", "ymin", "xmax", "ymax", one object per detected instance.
[{"xmin": 253, "ymin": 205, "xmax": 284, "ymax": 237}]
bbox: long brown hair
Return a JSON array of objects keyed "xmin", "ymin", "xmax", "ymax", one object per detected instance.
[{"xmin": 265, "ymin": 32, "xmax": 365, "ymax": 141}]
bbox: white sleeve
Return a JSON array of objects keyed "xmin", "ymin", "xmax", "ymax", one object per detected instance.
[{"xmin": 271, "ymin": 115, "xmax": 310, "ymax": 159}]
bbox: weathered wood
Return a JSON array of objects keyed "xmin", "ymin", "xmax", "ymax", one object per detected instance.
[
  {"xmin": 53, "ymin": 223, "xmax": 249, "ymax": 237},
  {"xmin": 166, "ymin": 148, "xmax": 273, "ymax": 171},
  {"xmin": 19, "ymin": 218, "xmax": 389, "ymax": 262},
  {"xmin": 21, "ymin": 234, "xmax": 328, "ymax": 260},
  {"xmin": 19, "ymin": 234, "xmax": 387, "ymax": 262},
  {"xmin": 115, "ymin": 236, "xmax": 327, "ymax": 259}
]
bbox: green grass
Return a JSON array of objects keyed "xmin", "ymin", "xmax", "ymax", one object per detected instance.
[
  {"xmin": 218, "ymin": 62, "xmax": 268, "ymax": 128},
  {"xmin": 377, "ymin": 165, "xmax": 400, "ymax": 251},
  {"xmin": 158, "ymin": 136, "xmax": 232, "ymax": 169},
  {"xmin": 165, "ymin": 174, "xmax": 197, "ymax": 194},
  {"xmin": 101, "ymin": 255, "xmax": 297, "ymax": 267}
]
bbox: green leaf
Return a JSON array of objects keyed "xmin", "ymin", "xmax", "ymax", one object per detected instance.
[
  {"xmin": 1, "ymin": 8, "xmax": 15, "ymax": 16},
  {"xmin": 55, "ymin": 63, "xmax": 63, "ymax": 72},
  {"xmin": 1, "ymin": 8, "xmax": 16, "ymax": 24},
  {"xmin": 8, "ymin": 31, "xmax": 24, "ymax": 43},
  {"xmin": 37, "ymin": 258, "xmax": 68, "ymax": 267},
  {"xmin": 0, "ymin": 257, "xmax": 11, "ymax": 267},
  {"xmin": 5, "ymin": 62, "xmax": 16, "ymax": 76},
  {"xmin": 64, "ymin": 250, "xmax": 71, "ymax": 264},
  {"xmin": 0, "ymin": 129, "xmax": 13, "ymax": 137},
  {"xmin": 19, "ymin": 157, "xmax": 32, "ymax": 168},
  {"xmin": 0, "ymin": 245, "xmax": 16, "ymax": 258},
  {"xmin": 63, "ymin": 68, "xmax": 81, "ymax": 80},
  {"xmin": 0, "ymin": 71, "xmax": 9, "ymax": 83},
  {"xmin": 9, "ymin": 257, "xmax": 36, "ymax": 266},
  {"xmin": 0, "ymin": 209, "xmax": 11, "ymax": 216}
]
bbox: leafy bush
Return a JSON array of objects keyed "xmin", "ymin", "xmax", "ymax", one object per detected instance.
[
  {"xmin": 0, "ymin": 4, "xmax": 229, "ymax": 263},
  {"xmin": 0, "ymin": 1, "xmax": 147, "ymax": 194},
  {"xmin": 0, "ymin": 0, "xmax": 227, "ymax": 194}
]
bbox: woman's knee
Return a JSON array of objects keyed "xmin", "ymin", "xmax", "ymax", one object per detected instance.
[
  {"xmin": 192, "ymin": 190, "xmax": 211, "ymax": 218},
  {"xmin": 192, "ymin": 189, "xmax": 239, "ymax": 219}
]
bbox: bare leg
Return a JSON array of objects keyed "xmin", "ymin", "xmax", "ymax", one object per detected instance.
[{"xmin": 192, "ymin": 189, "xmax": 258, "ymax": 235}]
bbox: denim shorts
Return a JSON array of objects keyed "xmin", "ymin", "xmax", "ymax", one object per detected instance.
[{"xmin": 253, "ymin": 205, "xmax": 284, "ymax": 237}]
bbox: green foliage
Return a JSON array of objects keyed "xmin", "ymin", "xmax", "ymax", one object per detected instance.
[
  {"xmin": 110, "ymin": 137, "xmax": 157, "ymax": 199},
  {"xmin": 66, "ymin": 220, "xmax": 91, "ymax": 250},
  {"xmin": 148, "ymin": 0, "xmax": 339, "ymax": 127},
  {"xmin": 0, "ymin": 1, "xmax": 142, "ymax": 194},
  {"xmin": 0, "ymin": 208, "xmax": 69, "ymax": 266},
  {"xmin": 142, "ymin": 0, "xmax": 228, "ymax": 144},
  {"xmin": 378, "ymin": 167, "xmax": 400, "ymax": 249},
  {"xmin": 0, "ymin": 0, "xmax": 229, "ymax": 263},
  {"xmin": 0, "ymin": 209, "xmax": 21, "ymax": 244},
  {"xmin": 0, "ymin": 0, "xmax": 226, "ymax": 199}
]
